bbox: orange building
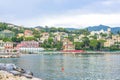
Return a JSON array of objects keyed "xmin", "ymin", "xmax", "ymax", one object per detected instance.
[
  {"xmin": 24, "ymin": 30, "xmax": 33, "ymax": 37},
  {"xmin": 62, "ymin": 38, "xmax": 75, "ymax": 51}
]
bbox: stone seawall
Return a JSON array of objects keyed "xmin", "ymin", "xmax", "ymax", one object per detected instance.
[{"xmin": 0, "ymin": 70, "xmax": 41, "ymax": 80}]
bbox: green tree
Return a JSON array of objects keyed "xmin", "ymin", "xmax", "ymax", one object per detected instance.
[
  {"xmin": 76, "ymin": 29, "xmax": 90, "ymax": 35},
  {"xmin": 41, "ymin": 37, "xmax": 54, "ymax": 48},
  {"xmin": 98, "ymin": 39, "xmax": 106, "ymax": 50},
  {"xmin": 12, "ymin": 37, "xmax": 23, "ymax": 42},
  {"xmin": 110, "ymin": 45, "xmax": 120, "ymax": 51},
  {"xmin": 82, "ymin": 37, "xmax": 90, "ymax": 48},
  {"xmin": 89, "ymin": 39, "xmax": 98, "ymax": 50},
  {"xmin": 68, "ymin": 35, "xmax": 74, "ymax": 42},
  {"xmin": 50, "ymin": 27, "xmax": 57, "ymax": 32},
  {"xmin": 24, "ymin": 37, "xmax": 36, "ymax": 41},
  {"xmin": 55, "ymin": 41, "xmax": 63, "ymax": 50},
  {"xmin": 3, "ymin": 38, "xmax": 12, "ymax": 42},
  {"xmin": 33, "ymin": 30, "xmax": 41, "ymax": 39},
  {"xmin": 100, "ymin": 33, "xmax": 107, "ymax": 37},
  {"xmin": 74, "ymin": 42, "xmax": 84, "ymax": 50},
  {"xmin": 0, "ymin": 22, "xmax": 7, "ymax": 31},
  {"xmin": 58, "ymin": 28, "xmax": 66, "ymax": 32},
  {"xmin": 45, "ymin": 26, "xmax": 49, "ymax": 32}
]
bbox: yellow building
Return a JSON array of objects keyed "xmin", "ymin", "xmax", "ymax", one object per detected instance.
[
  {"xmin": 104, "ymin": 35, "xmax": 120, "ymax": 47},
  {"xmin": 104, "ymin": 39, "xmax": 114, "ymax": 47},
  {"xmin": 17, "ymin": 33, "xmax": 24, "ymax": 37}
]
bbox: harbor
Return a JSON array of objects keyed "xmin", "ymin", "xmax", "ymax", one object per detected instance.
[{"xmin": 0, "ymin": 53, "xmax": 120, "ymax": 80}]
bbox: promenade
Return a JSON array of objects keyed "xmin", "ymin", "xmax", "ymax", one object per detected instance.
[
  {"xmin": 36, "ymin": 51, "xmax": 120, "ymax": 55},
  {"xmin": 0, "ymin": 52, "xmax": 20, "ymax": 58}
]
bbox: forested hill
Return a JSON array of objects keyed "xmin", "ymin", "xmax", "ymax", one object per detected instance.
[{"xmin": 87, "ymin": 25, "xmax": 120, "ymax": 34}]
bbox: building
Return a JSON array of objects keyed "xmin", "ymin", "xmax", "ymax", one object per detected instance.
[
  {"xmin": 74, "ymin": 38, "xmax": 80, "ymax": 42},
  {"xmin": 17, "ymin": 33, "xmax": 24, "ymax": 37},
  {"xmin": 4, "ymin": 42, "xmax": 14, "ymax": 52},
  {"xmin": 0, "ymin": 30, "xmax": 15, "ymax": 38},
  {"xmin": 24, "ymin": 30, "xmax": 33, "ymax": 37},
  {"xmin": 41, "ymin": 32, "xmax": 49, "ymax": 37},
  {"xmin": 62, "ymin": 38, "xmax": 75, "ymax": 50},
  {"xmin": 0, "ymin": 41, "xmax": 14, "ymax": 52},
  {"xmin": 90, "ymin": 28, "xmax": 111, "ymax": 36},
  {"xmin": 7, "ymin": 24, "xmax": 15, "ymax": 27},
  {"xmin": 39, "ymin": 32, "xmax": 49, "ymax": 43},
  {"xmin": 79, "ymin": 34, "xmax": 85, "ymax": 40},
  {"xmin": 54, "ymin": 35, "xmax": 61, "ymax": 42},
  {"xmin": 53, "ymin": 32, "xmax": 68, "ymax": 41},
  {"xmin": 112, "ymin": 35, "xmax": 120, "ymax": 42},
  {"xmin": 16, "ymin": 41, "xmax": 39, "ymax": 48},
  {"xmin": 104, "ymin": 39, "xmax": 114, "ymax": 47},
  {"xmin": 15, "ymin": 41, "xmax": 44, "ymax": 52},
  {"xmin": 104, "ymin": 35, "xmax": 120, "ymax": 47}
]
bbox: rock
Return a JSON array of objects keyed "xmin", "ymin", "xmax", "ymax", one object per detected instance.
[
  {"xmin": 0, "ymin": 70, "xmax": 41, "ymax": 80},
  {"xmin": 5, "ymin": 64, "xmax": 17, "ymax": 71},
  {"xmin": 0, "ymin": 63, "xmax": 42, "ymax": 80}
]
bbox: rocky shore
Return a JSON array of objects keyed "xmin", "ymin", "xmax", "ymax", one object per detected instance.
[
  {"xmin": 0, "ymin": 70, "xmax": 41, "ymax": 80},
  {"xmin": 0, "ymin": 63, "xmax": 42, "ymax": 80}
]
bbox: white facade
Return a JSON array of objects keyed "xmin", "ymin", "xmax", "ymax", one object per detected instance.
[
  {"xmin": 19, "ymin": 48, "xmax": 44, "ymax": 52},
  {"xmin": 90, "ymin": 28, "xmax": 111, "ymax": 36}
]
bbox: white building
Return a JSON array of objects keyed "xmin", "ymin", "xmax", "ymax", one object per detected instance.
[{"xmin": 90, "ymin": 28, "xmax": 111, "ymax": 36}]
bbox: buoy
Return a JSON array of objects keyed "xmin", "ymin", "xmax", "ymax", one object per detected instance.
[{"xmin": 61, "ymin": 67, "xmax": 64, "ymax": 72}]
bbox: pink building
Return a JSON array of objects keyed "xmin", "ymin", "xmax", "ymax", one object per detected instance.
[
  {"xmin": 16, "ymin": 41, "xmax": 39, "ymax": 50},
  {"xmin": 24, "ymin": 30, "xmax": 33, "ymax": 37}
]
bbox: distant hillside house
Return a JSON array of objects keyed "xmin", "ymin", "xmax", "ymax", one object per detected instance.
[
  {"xmin": 4, "ymin": 42, "xmax": 14, "ymax": 52},
  {"xmin": 74, "ymin": 38, "xmax": 80, "ymax": 42},
  {"xmin": 62, "ymin": 38, "xmax": 75, "ymax": 50},
  {"xmin": 0, "ymin": 30, "xmax": 15, "ymax": 38},
  {"xmin": 104, "ymin": 39, "xmax": 114, "ymax": 47},
  {"xmin": 24, "ymin": 30, "xmax": 33, "ymax": 37},
  {"xmin": 90, "ymin": 28, "xmax": 111, "ymax": 36},
  {"xmin": 53, "ymin": 32, "xmax": 68, "ymax": 41},
  {"xmin": 104, "ymin": 35, "xmax": 120, "ymax": 47},
  {"xmin": 54, "ymin": 35, "xmax": 61, "ymax": 42},
  {"xmin": 7, "ymin": 24, "xmax": 15, "ymax": 27},
  {"xmin": 17, "ymin": 33, "xmax": 24, "ymax": 38},
  {"xmin": 40, "ymin": 32, "xmax": 49, "ymax": 43},
  {"xmin": 0, "ymin": 41, "xmax": 14, "ymax": 52}
]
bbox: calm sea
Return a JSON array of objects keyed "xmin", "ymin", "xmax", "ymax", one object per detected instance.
[{"xmin": 0, "ymin": 53, "xmax": 120, "ymax": 80}]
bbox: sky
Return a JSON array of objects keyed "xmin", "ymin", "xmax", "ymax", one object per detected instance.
[{"xmin": 0, "ymin": 0, "xmax": 120, "ymax": 28}]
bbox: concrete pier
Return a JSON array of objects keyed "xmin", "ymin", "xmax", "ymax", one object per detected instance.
[{"xmin": 0, "ymin": 52, "xmax": 20, "ymax": 58}]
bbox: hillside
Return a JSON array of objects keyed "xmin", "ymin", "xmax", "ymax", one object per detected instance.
[{"xmin": 87, "ymin": 25, "xmax": 120, "ymax": 34}]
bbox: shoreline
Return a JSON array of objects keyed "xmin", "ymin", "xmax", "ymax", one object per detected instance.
[
  {"xmin": 20, "ymin": 51, "xmax": 120, "ymax": 55},
  {"xmin": 0, "ymin": 63, "xmax": 42, "ymax": 80}
]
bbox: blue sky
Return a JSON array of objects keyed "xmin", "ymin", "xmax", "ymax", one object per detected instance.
[{"xmin": 0, "ymin": 0, "xmax": 120, "ymax": 28}]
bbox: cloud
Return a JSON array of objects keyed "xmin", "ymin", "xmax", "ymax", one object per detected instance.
[
  {"xmin": 0, "ymin": 0, "xmax": 120, "ymax": 28},
  {"xmin": 101, "ymin": 0, "xmax": 120, "ymax": 5},
  {"xmin": 11, "ymin": 13, "xmax": 120, "ymax": 28}
]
